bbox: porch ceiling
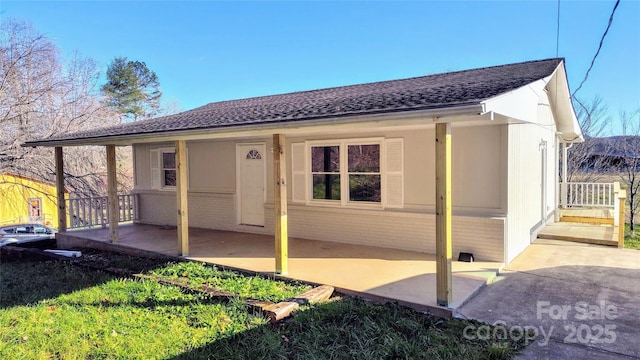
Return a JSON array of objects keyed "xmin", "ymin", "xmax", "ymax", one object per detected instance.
[{"xmin": 59, "ymin": 224, "xmax": 502, "ymax": 311}]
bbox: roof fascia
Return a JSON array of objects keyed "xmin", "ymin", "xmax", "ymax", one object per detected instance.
[
  {"xmin": 546, "ymin": 62, "xmax": 584, "ymax": 143},
  {"xmin": 24, "ymin": 103, "xmax": 484, "ymax": 147},
  {"xmin": 480, "ymin": 61, "xmax": 584, "ymax": 143}
]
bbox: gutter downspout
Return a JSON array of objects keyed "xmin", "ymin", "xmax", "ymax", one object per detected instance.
[{"xmin": 561, "ymin": 142, "xmax": 574, "ymax": 208}]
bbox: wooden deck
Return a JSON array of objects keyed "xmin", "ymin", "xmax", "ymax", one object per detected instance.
[
  {"xmin": 539, "ymin": 206, "xmax": 621, "ymax": 246},
  {"xmin": 558, "ymin": 208, "xmax": 614, "ymax": 225},
  {"xmin": 57, "ymin": 224, "xmax": 503, "ymax": 314},
  {"xmin": 537, "ymin": 222, "xmax": 617, "ymax": 246}
]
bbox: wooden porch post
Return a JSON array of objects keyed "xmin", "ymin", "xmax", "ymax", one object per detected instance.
[
  {"xmin": 55, "ymin": 147, "xmax": 67, "ymax": 232},
  {"xmin": 617, "ymin": 190, "xmax": 626, "ymax": 248},
  {"xmin": 435, "ymin": 123, "xmax": 453, "ymax": 307},
  {"xmin": 176, "ymin": 140, "xmax": 189, "ymax": 256},
  {"xmin": 273, "ymin": 134, "xmax": 288, "ymax": 274},
  {"xmin": 106, "ymin": 145, "xmax": 119, "ymax": 243}
]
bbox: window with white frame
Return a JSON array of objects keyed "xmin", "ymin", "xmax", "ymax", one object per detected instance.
[
  {"xmin": 311, "ymin": 145, "xmax": 341, "ymax": 201},
  {"xmin": 150, "ymin": 147, "xmax": 188, "ymax": 190},
  {"xmin": 307, "ymin": 139, "xmax": 384, "ymax": 206},
  {"xmin": 347, "ymin": 144, "xmax": 381, "ymax": 202},
  {"xmin": 161, "ymin": 150, "xmax": 177, "ymax": 187},
  {"xmin": 292, "ymin": 138, "xmax": 403, "ymax": 208}
]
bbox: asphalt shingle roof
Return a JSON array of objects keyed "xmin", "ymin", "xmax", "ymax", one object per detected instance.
[{"xmin": 26, "ymin": 58, "xmax": 562, "ymax": 145}]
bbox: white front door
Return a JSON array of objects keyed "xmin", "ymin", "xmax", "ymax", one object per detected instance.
[{"xmin": 237, "ymin": 144, "xmax": 266, "ymax": 226}]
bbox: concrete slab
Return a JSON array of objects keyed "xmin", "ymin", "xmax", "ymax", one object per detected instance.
[
  {"xmin": 58, "ymin": 224, "xmax": 502, "ymax": 314},
  {"xmin": 457, "ymin": 239, "xmax": 640, "ymax": 359}
]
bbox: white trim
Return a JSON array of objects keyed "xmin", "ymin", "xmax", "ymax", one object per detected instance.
[
  {"xmin": 151, "ymin": 146, "xmax": 189, "ymax": 191},
  {"xmin": 159, "ymin": 147, "xmax": 176, "ymax": 190},
  {"xmin": 132, "ymin": 145, "xmax": 138, "ymax": 187},
  {"xmin": 235, "ymin": 143, "xmax": 267, "ymax": 226},
  {"xmin": 305, "ymin": 137, "xmax": 385, "ymax": 208}
]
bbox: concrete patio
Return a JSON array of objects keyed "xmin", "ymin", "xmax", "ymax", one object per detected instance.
[
  {"xmin": 57, "ymin": 224, "xmax": 503, "ymax": 315},
  {"xmin": 457, "ymin": 238, "xmax": 640, "ymax": 359}
]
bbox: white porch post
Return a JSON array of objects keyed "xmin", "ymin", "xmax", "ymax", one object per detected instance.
[
  {"xmin": 435, "ymin": 123, "xmax": 453, "ymax": 307},
  {"xmin": 55, "ymin": 147, "xmax": 67, "ymax": 232},
  {"xmin": 106, "ymin": 145, "xmax": 119, "ymax": 242},
  {"xmin": 175, "ymin": 140, "xmax": 189, "ymax": 256},
  {"xmin": 273, "ymin": 134, "xmax": 288, "ymax": 274}
]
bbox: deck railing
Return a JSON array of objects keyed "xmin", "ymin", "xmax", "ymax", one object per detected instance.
[
  {"xmin": 68, "ymin": 194, "xmax": 138, "ymax": 229},
  {"xmin": 561, "ymin": 182, "xmax": 616, "ymax": 208},
  {"xmin": 613, "ymin": 183, "xmax": 627, "ymax": 248}
]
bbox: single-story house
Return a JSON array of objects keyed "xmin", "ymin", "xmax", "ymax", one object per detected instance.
[{"xmin": 24, "ymin": 57, "xmax": 583, "ymax": 307}]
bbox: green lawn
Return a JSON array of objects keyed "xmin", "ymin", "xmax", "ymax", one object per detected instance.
[
  {"xmin": 148, "ymin": 261, "xmax": 311, "ymax": 302},
  {"xmin": 1, "ymin": 254, "xmax": 529, "ymax": 359},
  {"xmin": 624, "ymin": 224, "xmax": 640, "ymax": 249}
]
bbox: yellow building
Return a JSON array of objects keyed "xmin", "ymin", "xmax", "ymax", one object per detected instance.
[{"xmin": 0, "ymin": 173, "xmax": 67, "ymax": 229}]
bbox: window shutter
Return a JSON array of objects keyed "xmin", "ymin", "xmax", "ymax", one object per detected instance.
[
  {"xmin": 385, "ymin": 138, "xmax": 404, "ymax": 208},
  {"xmin": 291, "ymin": 142, "xmax": 306, "ymax": 203},
  {"xmin": 150, "ymin": 149, "xmax": 160, "ymax": 189}
]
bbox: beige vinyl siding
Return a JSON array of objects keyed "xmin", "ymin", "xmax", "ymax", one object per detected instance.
[{"xmin": 133, "ymin": 127, "xmax": 507, "ymax": 262}]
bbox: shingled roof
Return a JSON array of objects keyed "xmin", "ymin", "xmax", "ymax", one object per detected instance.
[{"xmin": 25, "ymin": 58, "xmax": 563, "ymax": 146}]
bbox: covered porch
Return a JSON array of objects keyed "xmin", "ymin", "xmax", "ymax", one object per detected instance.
[
  {"xmin": 57, "ymin": 223, "xmax": 502, "ymax": 314},
  {"xmin": 49, "ymin": 121, "xmax": 467, "ymax": 309}
]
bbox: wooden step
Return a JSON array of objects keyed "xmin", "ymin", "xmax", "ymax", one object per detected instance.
[
  {"xmin": 537, "ymin": 222, "xmax": 618, "ymax": 247},
  {"xmin": 560, "ymin": 216, "xmax": 614, "ymax": 225},
  {"xmin": 537, "ymin": 232, "xmax": 618, "ymax": 246}
]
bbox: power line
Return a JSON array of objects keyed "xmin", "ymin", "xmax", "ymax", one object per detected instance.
[{"xmin": 571, "ymin": 0, "xmax": 620, "ymax": 97}]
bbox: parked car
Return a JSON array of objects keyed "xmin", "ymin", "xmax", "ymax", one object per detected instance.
[{"xmin": 0, "ymin": 224, "xmax": 57, "ymax": 247}]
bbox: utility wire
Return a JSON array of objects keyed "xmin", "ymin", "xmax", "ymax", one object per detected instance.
[{"xmin": 571, "ymin": 0, "xmax": 620, "ymax": 97}]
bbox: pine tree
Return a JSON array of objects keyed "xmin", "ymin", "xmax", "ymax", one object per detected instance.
[{"xmin": 102, "ymin": 57, "xmax": 162, "ymax": 121}]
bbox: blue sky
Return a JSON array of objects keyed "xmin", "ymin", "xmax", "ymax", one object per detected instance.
[{"xmin": 2, "ymin": 1, "xmax": 638, "ymax": 134}]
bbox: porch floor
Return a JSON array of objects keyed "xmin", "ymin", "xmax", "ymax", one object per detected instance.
[{"xmin": 59, "ymin": 224, "xmax": 503, "ymax": 313}]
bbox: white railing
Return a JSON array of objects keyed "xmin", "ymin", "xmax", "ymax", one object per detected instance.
[
  {"xmin": 561, "ymin": 182, "xmax": 615, "ymax": 208},
  {"xmin": 68, "ymin": 194, "xmax": 138, "ymax": 229}
]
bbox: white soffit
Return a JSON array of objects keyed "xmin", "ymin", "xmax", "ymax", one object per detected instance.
[{"xmin": 481, "ymin": 78, "xmax": 548, "ymax": 125}]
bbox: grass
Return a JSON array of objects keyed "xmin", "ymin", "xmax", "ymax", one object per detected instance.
[
  {"xmin": 148, "ymin": 261, "xmax": 311, "ymax": 302},
  {"xmin": 1, "ymin": 255, "xmax": 529, "ymax": 359},
  {"xmin": 0, "ymin": 261, "xmax": 267, "ymax": 359},
  {"xmin": 624, "ymin": 223, "xmax": 640, "ymax": 249}
]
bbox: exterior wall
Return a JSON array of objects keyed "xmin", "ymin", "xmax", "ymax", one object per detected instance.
[
  {"xmin": 0, "ymin": 173, "xmax": 63, "ymax": 228},
  {"xmin": 285, "ymin": 126, "xmax": 506, "ymax": 214},
  {"xmin": 287, "ymin": 205, "xmax": 504, "ymax": 261},
  {"xmin": 504, "ymin": 91, "xmax": 559, "ymax": 263},
  {"xmin": 132, "ymin": 125, "xmax": 507, "ymax": 262}
]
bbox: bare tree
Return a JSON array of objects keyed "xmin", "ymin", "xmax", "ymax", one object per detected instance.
[
  {"xmin": 0, "ymin": 19, "xmax": 132, "ymax": 215},
  {"xmin": 564, "ymin": 96, "xmax": 612, "ymax": 183},
  {"xmin": 614, "ymin": 110, "xmax": 640, "ymax": 233}
]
